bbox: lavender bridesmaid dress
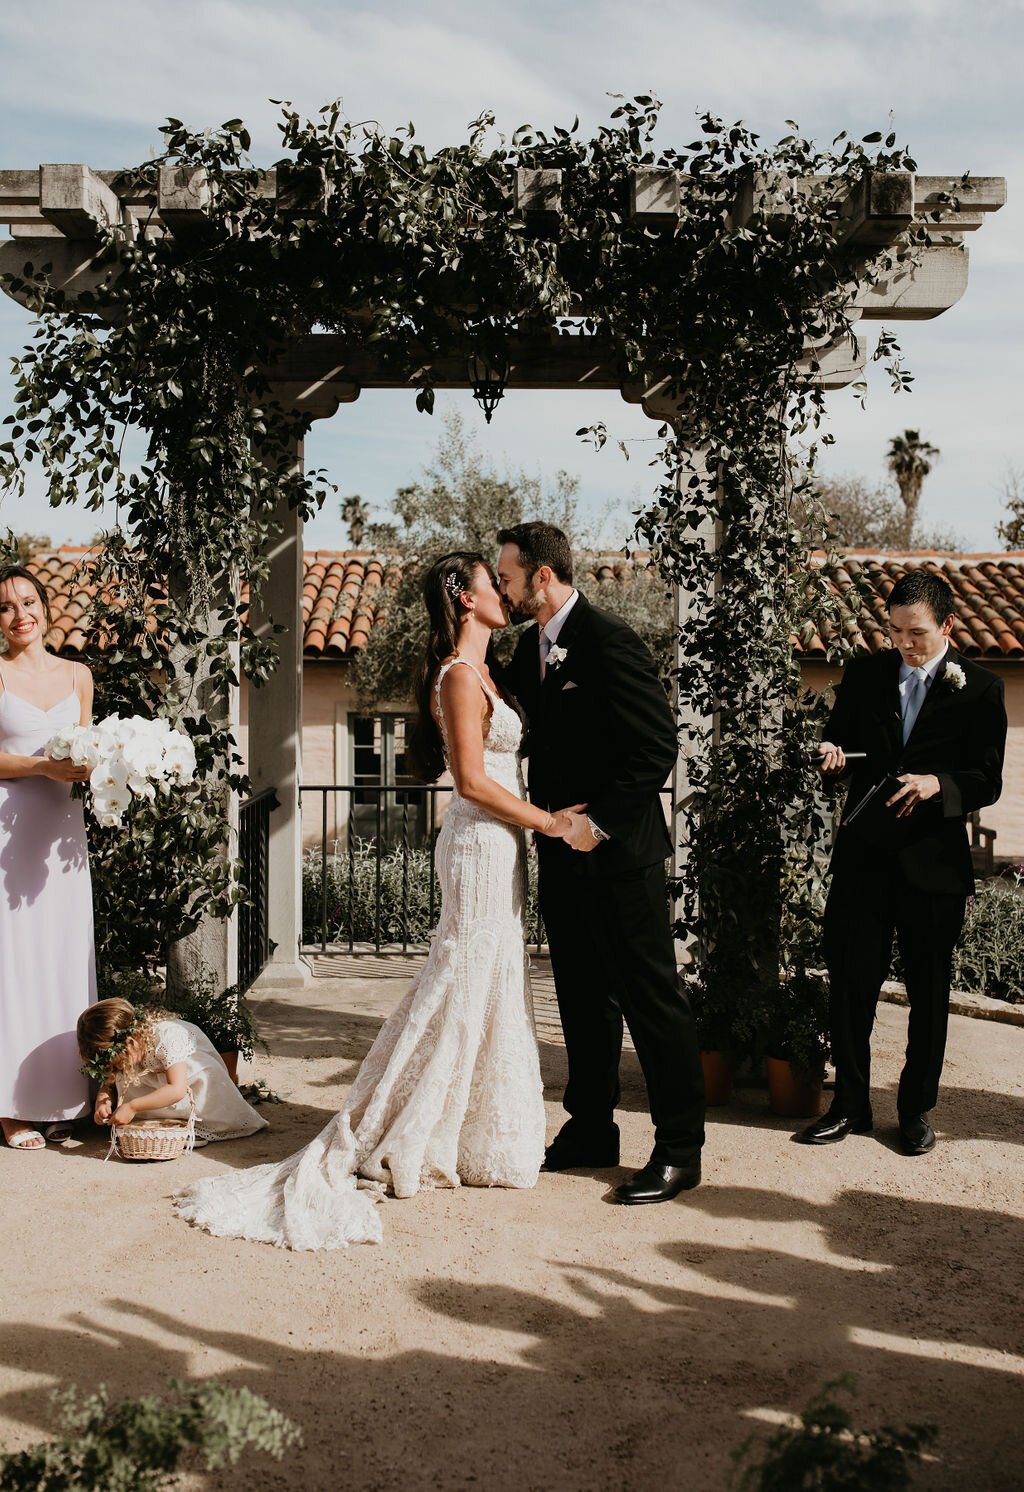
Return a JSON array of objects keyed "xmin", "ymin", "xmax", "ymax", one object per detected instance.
[{"xmin": 0, "ymin": 663, "xmax": 96, "ymax": 1122}]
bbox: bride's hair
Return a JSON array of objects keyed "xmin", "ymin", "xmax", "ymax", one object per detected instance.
[{"xmin": 407, "ymin": 551, "xmax": 488, "ymax": 783}]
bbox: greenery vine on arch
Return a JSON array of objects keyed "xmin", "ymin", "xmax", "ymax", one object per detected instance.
[{"xmin": 0, "ymin": 96, "xmax": 931, "ymax": 1035}]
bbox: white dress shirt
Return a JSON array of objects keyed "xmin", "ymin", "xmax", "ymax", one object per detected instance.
[
  {"xmin": 897, "ymin": 642, "xmax": 948, "ymax": 708},
  {"xmin": 540, "ymin": 589, "xmax": 580, "ymax": 657}
]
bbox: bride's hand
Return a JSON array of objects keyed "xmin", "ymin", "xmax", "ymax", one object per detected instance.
[{"xmin": 544, "ymin": 803, "xmax": 588, "ymax": 838}]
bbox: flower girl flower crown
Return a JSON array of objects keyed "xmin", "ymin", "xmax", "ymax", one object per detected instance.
[{"xmin": 80, "ymin": 1008, "xmax": 147, "ymax": 1082}]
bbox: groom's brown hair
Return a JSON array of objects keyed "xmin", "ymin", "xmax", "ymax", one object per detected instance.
[{"xmin": 496, "ymin": 522, "xmax": 573, "ymax": 584}]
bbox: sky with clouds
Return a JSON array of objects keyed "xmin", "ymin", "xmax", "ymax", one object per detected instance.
[{"xmin": 1, "ymin": 0, "xmax": 1021, "ymax": 552}]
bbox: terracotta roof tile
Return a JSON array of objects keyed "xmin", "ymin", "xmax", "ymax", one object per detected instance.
[
  {"xmin": 798, "ymin": 551, "xmax": 1024, "ymax": 660},
  {"xmin": 18, "ymin": 545, "xmax": 404, "ymax": 661},
  {"xmin": 15, "ymin": 545, "xmax": 1024, "ymax": 665}
]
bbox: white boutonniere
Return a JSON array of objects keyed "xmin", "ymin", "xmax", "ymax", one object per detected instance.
[
  {"xmin": 546, "ymin": 644, "xmax": 568, "ymax": 669},
  {"xmin": 944, "ymin": 662, "xmax": 966, "ymax": 691}
]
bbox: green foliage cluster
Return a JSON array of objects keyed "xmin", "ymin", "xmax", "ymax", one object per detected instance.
[
  {"xmin": 729, "ymin": 1376, "xmax": 936, "ymax": 1491},
  {"xmin": 947, "ymin": 874, "xmax": 1024, "ymax": 1003},
  {"xmin": 302, "ymin": 837, "xmax": 543, "ymax": 949},
  {"xmin": 0, "ymin": 1380, "xmax": 301, "ymax": 1491},
  {"xmin": 809, "ymin": 474, "xmax": 964, "ymax": 552},
  {"xmin": 98, "ymin": 965, "xmax": 264, "ymax": 1058},
  {"xmin": 350, "ymin": 409, "xmax": 586, "ymax": 707},
  {"xmin": 0, "ymin": 95, "xmax": 950, "ymax": 1038},
  {"xmin": 997, "ymin": 466, "xmax": 1024, "ymax": 549},
  {"xmin": 347, "ymin": 410, "xmax": 678, "ymax": 703}
]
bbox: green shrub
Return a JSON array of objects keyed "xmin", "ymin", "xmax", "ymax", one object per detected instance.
[
  {"xmin": 729, "ymin": 1376, "xmax": 936, "ymax": 1491},
  {"xmin": 302, "ymin": 838, "xmax": 542, "ymax": 947},
  {"xmin": 951, "ymin": 875, "xmax": 1024, "ymax": 1003},
  {"xmin": 0, "ymin": 1381, "xmax": 301, "ymax": 1491},
  {"xmin": 96, "ymin": 967, "xmax": 264, "ymax": 1061}
]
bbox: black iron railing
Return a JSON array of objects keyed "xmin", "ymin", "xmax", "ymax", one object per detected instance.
[
  {"xmin": 300, "ymin": 783, "xmax": 484, "ymax": 955},
  {"xmin": 300, "ymin": 784, "xmax": 675, "ymax": 957},
  {"xmin": 237, "ymin": 788, "xmax": 276, "ymax": 991}
]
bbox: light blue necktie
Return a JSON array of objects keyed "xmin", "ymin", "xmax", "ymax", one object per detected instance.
[
  {"xmin": 902, "ymin": 667, "xmax": 929, "ymax": 743},
  {"xmin": 539, "ymin": 630, "xmax": 552, "ymax": 680}
]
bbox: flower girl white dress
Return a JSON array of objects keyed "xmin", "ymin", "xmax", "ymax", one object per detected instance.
[{"xmin": 174, "ymin": 659, "xmax": 545, "ymax": 1248}]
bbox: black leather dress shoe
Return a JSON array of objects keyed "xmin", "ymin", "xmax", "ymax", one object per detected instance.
[
  {"xmin": 542, "ymin": 1125, "xmax": 620, "ymax": 1172},
  {"xmin": 899, "ymin": 1115, "xmax": 936, "ymax": 1155},
  {"xmin": 797, "ymin": 1107, "xmax": 873, "ymax": 1145},
  {"xmin": 611, "ymin": 1162, "xmax": 700, "ymax": 1205}
]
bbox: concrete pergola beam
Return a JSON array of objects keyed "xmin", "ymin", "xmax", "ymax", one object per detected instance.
[
  {"xmin": 514, "ymin": 167, "xmax": 562, "ymax": 219},
  {"xmin": 39, "ymin": 164, "xmax": 126, "ymax": 238},
  {"xmin": 852, "ymin": 243, "xmax": 969, "ymax": 320},
  {"xmin": 158, "ymin": 165, "xmax": 211, "ymax": 226}
]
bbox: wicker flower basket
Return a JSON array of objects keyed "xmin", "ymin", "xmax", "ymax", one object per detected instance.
[{"xmin": 110, "ymin": 1090, "xmax": 196, "ymax": 1162}]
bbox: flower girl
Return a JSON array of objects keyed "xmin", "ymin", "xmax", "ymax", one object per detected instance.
[{"xmin": 77, "ymin": 999, "xmax": 268, "ymax": 1144}]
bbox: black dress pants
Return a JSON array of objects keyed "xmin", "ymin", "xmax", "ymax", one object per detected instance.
[
  {"xmin": 824, "ymin": 860, "xmax": 966, "ymax": 1119},
  {"xmin": 538, "ymin": 846, "xmax": 705, "ymax": 1167}
]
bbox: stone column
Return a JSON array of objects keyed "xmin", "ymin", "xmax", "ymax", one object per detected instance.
[
  {"xmin": 624, "ymin": 385, "xmax": 718, "ymax": 963},
  {"xmin": 250, "ymin": 380, "xmax": 359, "ymax": 986},
  {"xmin": 166, "ymin": 572, "xmax": 241, "ymax": 997},
  {"xmin": 248, "ymin": 447, "xmax": 311, "ymax": 988}
]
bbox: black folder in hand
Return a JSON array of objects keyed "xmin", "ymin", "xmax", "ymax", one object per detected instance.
[{"xmin": 841, "ymin": 774, "xmax": 907, "ymax": 848}]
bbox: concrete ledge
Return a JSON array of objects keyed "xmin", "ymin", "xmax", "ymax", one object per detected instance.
[{"xmin": 880, "ymin": 979, "xmax": 1024, "ymax": 1027}]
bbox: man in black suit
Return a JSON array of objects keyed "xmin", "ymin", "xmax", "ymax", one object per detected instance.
[
  {"xmin": 496, "ymin": 523, "xmax": 705, "ymax": 1204},
  {"xmin": 802, "ymin": 570, "xmax": 1006, "ymax": 1154}
]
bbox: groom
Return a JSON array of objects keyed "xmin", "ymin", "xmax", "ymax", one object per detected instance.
[{"xmin": 497, "ymin": 522, "xmax": 705, "ymax": 1204}]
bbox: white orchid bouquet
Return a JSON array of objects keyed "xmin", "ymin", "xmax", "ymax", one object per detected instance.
[{"xmin": 44, "ymin": 714, "xmax": 198, "ymax": 827}]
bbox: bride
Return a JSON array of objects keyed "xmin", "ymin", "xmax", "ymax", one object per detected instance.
[{"xmin": 175, "ymin": 551, "xmax": 575, "ymax": 1248}]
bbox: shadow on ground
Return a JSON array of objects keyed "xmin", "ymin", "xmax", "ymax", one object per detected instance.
[{"xmin": 1, "ymin": 1182, "xmax": 1021, "ymax": 1490}]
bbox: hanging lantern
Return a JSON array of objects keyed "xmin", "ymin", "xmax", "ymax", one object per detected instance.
[{"xmin": 468, "ymin": 348, "xmax": 509, "ymax": 424}]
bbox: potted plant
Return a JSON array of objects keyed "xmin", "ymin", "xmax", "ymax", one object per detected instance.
[
  {"xmin": 765, "ymin": 970, "xmax": 831, "ymax": 1118},
  {"xmin": 686, "ymin": 972, "xmax": 741, "ymax": 1107},
  {"xmin": 164, "ymin": 971, "xmax": 265, "ymax": 1082}
]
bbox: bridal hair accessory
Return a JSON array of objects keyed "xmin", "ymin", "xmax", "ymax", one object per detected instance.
[
  {"xmin": 944, "ymin": 662, "xmax": 966, "ymax": 690},
  {"xmin": 546, "ymin": 644, "xmax": 568, "ymax": 669},
  {"xmin": 80, "ymin": 1008, "xmax": 147, "ymax": 1082},
  {"xmin": 444, "ymin": 571, "xmax": 464, "ymax": 599}
]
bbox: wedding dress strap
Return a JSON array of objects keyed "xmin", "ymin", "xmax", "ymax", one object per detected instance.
[
  {"xmin": 435, "ymin": 656, "xmax": 499, "ymax": 702},
  {"xmin": 434, "ymin": 657, "xmax": 500, "ymax": 765},
  {"xmin": 0, "ymin": 661, "xmax": 5, "ymax": 693}
]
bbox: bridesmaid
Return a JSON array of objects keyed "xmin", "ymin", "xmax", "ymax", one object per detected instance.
[{"xmin": 0, "ymin": 564, "xmax": 96, "ymax": 1150}]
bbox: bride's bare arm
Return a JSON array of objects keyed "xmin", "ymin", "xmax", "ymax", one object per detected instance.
[{"xmin": 439, "ymin": 667, "xmax": 571, "ymax": 837}]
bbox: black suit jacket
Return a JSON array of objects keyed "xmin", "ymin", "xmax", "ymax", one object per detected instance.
[
  {"xmin": 826, "ymin": 647, "xmax": 1006, "ymax": 896},
  {"xmin": 500, "ymin": 594, "xmax": 677, "ymax": 875}
]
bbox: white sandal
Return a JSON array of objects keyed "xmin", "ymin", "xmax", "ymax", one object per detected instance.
[{"xmin": 5, "ymin": 1128, "xmax": 46, "ymax": 1151}]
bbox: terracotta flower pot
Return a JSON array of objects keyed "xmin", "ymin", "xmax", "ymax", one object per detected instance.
[
  {"xmin": 766, "ymin": 1056, "xmax": 822, "ymax": 1119},
  {"xmin": 700, "ymin": 1049, "xmax": 736, "ymax": 1107},
  {"xmin": 219, "ymin": 1049, "xmax": 239, "ymax": 1084}
]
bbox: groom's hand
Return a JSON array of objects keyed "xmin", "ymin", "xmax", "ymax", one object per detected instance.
[{"xmin": 563, "ymin": 809, "xmax": 600, "ymax": 853}]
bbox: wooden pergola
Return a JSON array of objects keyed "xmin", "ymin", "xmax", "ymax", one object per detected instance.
[{"xmin": 0, "ymin": 163, "xmax": 1007, "ymax": 987}]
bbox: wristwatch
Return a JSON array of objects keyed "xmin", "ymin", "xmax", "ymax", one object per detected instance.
[{"xmin": 587, "ymin": 816, "xmax": 609, "ymax": 844}]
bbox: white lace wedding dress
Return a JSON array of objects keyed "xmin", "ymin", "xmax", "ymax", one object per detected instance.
[{"xmin": 174, "ymin": 658, "xmax": 545, "ymax": 1249}]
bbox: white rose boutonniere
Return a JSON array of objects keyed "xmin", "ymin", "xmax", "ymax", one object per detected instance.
[
  {"xmin": 944, "ymin": 662, "xmax": 966, "ymax": 691},
  {"xmin": 546, "ymin": 644, "xmax": 568, "ymax": 670}
]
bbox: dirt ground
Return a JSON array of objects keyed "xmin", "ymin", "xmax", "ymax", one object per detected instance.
[{"xmin": 1, "ymin": 954, "xmax": 1022, "ymax": 1491}]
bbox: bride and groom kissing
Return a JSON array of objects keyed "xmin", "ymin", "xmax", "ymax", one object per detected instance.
[{"xmin": 174, "ymin": 521, "xmax": 705, "ymax": 1249}]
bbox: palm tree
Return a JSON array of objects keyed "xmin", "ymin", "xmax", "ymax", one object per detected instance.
[
  {"xmin": 341, "ymin": 494, "xmax": 369, "ymax": 547},
  {"xmin": 886, "ymin": 430, "xmax": 940, "ymax": 548}
]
